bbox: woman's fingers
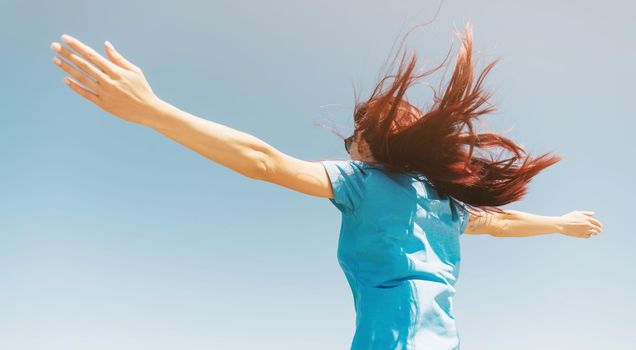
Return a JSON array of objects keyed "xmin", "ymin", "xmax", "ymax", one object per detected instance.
[
  {"xmin": 583, "ymin": 214, "xmax": 602, "ymax": 231},
  {"xmin": 587, "ymin": 224, "xmax": 601, "ymax": 237},
  {"xmin": 59, "ymin": 34, "xmax": 122, "ymax": 80},
  {"xmin": 51, "ymin": 41, "xmax": 110, "ymax": 85},
  {"xmin": 62, "ymin": 76, "xmax": 102, "ymax": 107},
  {"xmin": 579, "ymin": 211, "xmax": 603, "ymax": 237},
  {"xmin": 104, "ymin": 41, "xmax": 140, "ymax": 72},
  {"xmin": 51, "ymin": 51, "xmax": 100, "ymax": 93},
  {"xmin": 560, "ymin": 211, "xmax": 603, "ymax": 239}
]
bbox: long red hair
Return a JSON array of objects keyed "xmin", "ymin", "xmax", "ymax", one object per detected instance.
[{"xmin": 349, "ymin": 21, "xmax": 561, "ymax": 216}]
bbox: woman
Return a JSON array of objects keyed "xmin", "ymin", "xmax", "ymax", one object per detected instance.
[{"xmin": 49, "ymin": 21, "xmax": 602, "ymax": 349}]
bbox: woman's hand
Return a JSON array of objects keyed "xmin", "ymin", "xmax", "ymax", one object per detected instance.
[
  {"xmin": 559, "ymin": 211, "xmax": 603, "ymax": 238},
  {"xmin": 50, "ymin": 34, "xmax": 163, "ymax": 125}
]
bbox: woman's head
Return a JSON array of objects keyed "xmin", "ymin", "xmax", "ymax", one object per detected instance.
[
  {"xmin": 342, "ymin": 21, "xmax": 562, "ymax": 216},
  {"xmin": 346, "ymin": 130, "xmax": 376, "ymax": 163},
  {"xmin": 347, "ymin": 100, "xmax": 421, "ymax": 163}
]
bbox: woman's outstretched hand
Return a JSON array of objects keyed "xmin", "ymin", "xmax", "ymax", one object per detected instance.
[
  {"xmin": 50, "ymin": 34, "xmax": 163, "ymax": 125},
  {"xmin": 559, "ymin": 211, "xmax": 603, "ymax": 238}
]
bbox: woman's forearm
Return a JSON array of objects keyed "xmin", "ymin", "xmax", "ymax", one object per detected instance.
[
  {"xmin": 496, "ymin": 209, "xmax": 563, "ymax": 237},
  {"xmin": 141, "ymin": 99, "xmax": 270, "ymax": 178}
]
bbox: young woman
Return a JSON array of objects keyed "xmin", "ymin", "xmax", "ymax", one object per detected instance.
[{"xmin": 50, "ymin": 21, "xmax": 602, "ymax": 350}]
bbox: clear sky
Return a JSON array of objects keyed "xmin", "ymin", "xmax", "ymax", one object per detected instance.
[{"xmin": 2, "ymin": 0, "xmax": 634, "ymax": 349}]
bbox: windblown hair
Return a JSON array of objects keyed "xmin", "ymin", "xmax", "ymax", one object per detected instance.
[{"xmin": 350, "ymin": 21, "xmax": 561, "ymax": 216}]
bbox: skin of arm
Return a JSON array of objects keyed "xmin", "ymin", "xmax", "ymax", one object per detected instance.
[
  {"xmin": 142, "ymin": 102, "xmax": 336, "ymax": 198},
  {"xmin": 143, "ymin": 99, "xmax": 271, "ymax": 179},
  {"xmin": 466, "ymin": 209, "xmax": 603, "ymax": 238},
  {"xmin": 466, "ymin": 210, "xmax": 562, "ymax": 237}
]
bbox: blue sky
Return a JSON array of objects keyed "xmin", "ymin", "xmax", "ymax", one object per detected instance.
[{"xmin": 1, "ymin": 0, "xmax": 634, "ymax": 349}]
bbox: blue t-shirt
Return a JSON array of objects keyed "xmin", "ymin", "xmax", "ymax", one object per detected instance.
[{"xmin": 320, "ymin": 159, "xmax": 470, "ymax": 350}]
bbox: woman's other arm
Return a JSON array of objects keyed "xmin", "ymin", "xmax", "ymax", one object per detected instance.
[{"xmin": 465, "ymin": 209, "xmax": 603, "ymax": 238}]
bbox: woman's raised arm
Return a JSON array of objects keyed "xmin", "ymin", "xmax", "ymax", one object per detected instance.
[
  {"xmin": 49, "ymin": 34, "xmax": 330, "ymax": 190},
  {"xmin": 50, "ymin": 34, "xmax": 335, "ymax": 197}
]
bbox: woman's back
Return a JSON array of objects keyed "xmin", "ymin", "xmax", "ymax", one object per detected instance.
[{"xmin": 320, "ymin": 159, "xmax": 470, "ymax": 350}]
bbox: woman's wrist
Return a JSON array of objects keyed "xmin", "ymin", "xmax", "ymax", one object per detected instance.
[
  {"xmin": 550, "ymin": 216, "xmax": 566, "ymax": 235},
  {"xmin": 136, "ymin": 97, "xmax": 175, "ymax": 130}
]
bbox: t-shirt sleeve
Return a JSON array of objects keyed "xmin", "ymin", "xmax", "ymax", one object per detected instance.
[
  {"xmin": 320, "ymin": 160, "xmax": 370, "ymax": 213},
  {"xmin": 453, "ymin": 199, "xmax": 470, "ymax": 235}
]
